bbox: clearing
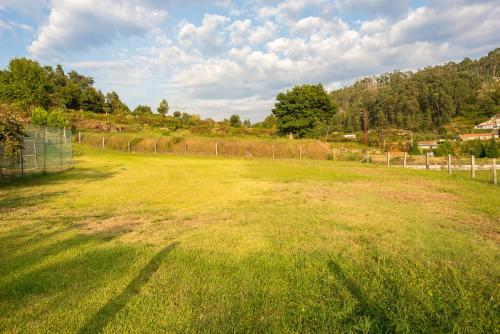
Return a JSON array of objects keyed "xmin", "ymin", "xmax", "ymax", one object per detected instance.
[{"xmin": 0, "ymin": 145, "xmax": 498, "ymax": 333}]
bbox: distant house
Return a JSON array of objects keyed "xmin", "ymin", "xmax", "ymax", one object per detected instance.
[
  {"xmin": 459, "ymin": 133, "xmax": 498, "ymax": 141},
  {"xmin": 418, "ymin": 140, "xmax": 443, "ymax": 151},
  {"xmin": 474, "ymin": 116, "xmax": 500, "ymax": 130},
  {"xmin": 343, "ymin": 134, "xmax": 356, "ymax": 140}
]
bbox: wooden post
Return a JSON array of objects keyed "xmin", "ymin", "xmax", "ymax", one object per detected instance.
[
  {"xmin": 184, "ymin": 144, "xmax": 188, "ymax": 155},
  {"xmin": 333, "ymin": 148, "xmax": 336, "ymax": 161},
  {"xmin": 20, "ymin": 149, "xmax": 24, "ymax": 176},
  {"xmin": 493, "ymin": 158, "xmax": 497, "ymax": 185},
  {"xmin": 43, "ymin": 129, "xmax": 46, "ymax": 173},
  {"xmin": 33, "ymin": 141, "xmax": 38, "ymax": 169},
  {"xmin": 299, "ymin": 146, "xmax": 302, "ymax": 159},
  {"xmin": 128, "ymin": 141, "xmax": 131, "ymax": 152},
  {"xmin": 403, "ymin": 152, "xmax": 407, "ymax": 167},
  {"xmin": 367, "ymin": 150, "xmax": 370, "ymax": 163},
  {"xmin": 272, "ymin": 144, "xmax": 275, "ymax": 159},
  {"xmin": 387, "ymin": 151, "xmax": 390, "ymax": 167},
  {"xmin": 102, "ymin": 137, "xmax": 105, "ymax": 149},
  {"xmin": 63, "ymin": 127, "xmax": 67, "ymax": 144},
  {"xmin": 78, "ymin": 131, "xmax": 81, "ymax": 143},
  {"xmin": 425, "ymin": 153, "xmax": 429, "ymax": 170},
  {"xmin": 60, "ymin": 129, "xmax": 63, "ymax": 170},
  {"xmin": 154, "ymin": 142, "xmax": 158, "ymax": 153},
  {"xmin": 471, "ymin": 155, "xmax": 476, "ymax": 179},
  {"xmin": 448, "ymin": 154, "xmax": 452, "ymax": 175},
  {"xmin": 215, "ymin": 142, "xmax": 218, "ymax": 156}
]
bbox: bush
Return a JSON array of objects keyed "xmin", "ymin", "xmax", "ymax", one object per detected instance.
[
  {"xmin": 31, "ymin": 107, "xmax": 68, "ymax": 128},
  {"xmin": 461, "ymin": 140, "xmax": 486, "ymax": 158},
  {"xmin": 484, "ymin": 139, "xmax": 499, "ymax": 158},
  {"xmin": 434, "ymin": 141, "xmax": 454, "ymax": 157},
  {"xmin": 0, "ymin": 105, "xmax": 25, "ymax": 157},
  {"xmin": 409, "ymin": 139, "xmax": 420, "ymax": 155}
]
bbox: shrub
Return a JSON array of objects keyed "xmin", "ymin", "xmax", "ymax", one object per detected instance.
[
  {"xmin": 484, "ymin": 139, "xmax": 499, "ymax": 158},
  {"xmin": 0, "ymin": 105, "xmax": 25, "ymax": 157},
  {"xmin": 434, "ymin": 141, "xmax": 454, "ymax": 157},
  {"xmin": 31, "ymin": 107, "xmax": 68, "ymax": 128},
  {"xmin": 461, "ymin": 140, "xmax": 485, "ymax": 158}
]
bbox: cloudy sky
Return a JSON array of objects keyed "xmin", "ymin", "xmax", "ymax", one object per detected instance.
[{"xmin": 0, "ymin": 0, "xmax": 499, "ymax": 120}]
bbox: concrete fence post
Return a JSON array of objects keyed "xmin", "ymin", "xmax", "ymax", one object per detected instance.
[
  {"xmin": 448, "ymin": 154, "xmax": 452, "ymax": 175},
  {"xmin": 425, "ymin": 153, "xmax": 429, "ymax": 170},
  {"xmin": 299, "ymin": 146, "xmax": 302, "ymax": 159},
  {"xmin": 78, "ymin": 131, "xmax": 81, "ymax": 143},
  {"xmin": 403, "ymin": 152, "xmax": 407, "ymax": 167},
  {"xmin": 387, "ymin": 151, "xmax": 390, "ymax": 167},
  {"xmin": 493, "ymin": 158, "xmax": 497, "ymax": 185},
  {"xmin": 128, "ymin": 141, "xmax": 131, "ymax": 152},
  {"xmin": 102, "ymin": 137, "xmax": 105, "ymax": 149},
  {"xmin": 63, "ymin": 127, "xmax": 67, "ymax": 144},
  {"xmin": 272, "ymin": 144, "xmax": 275, "ymax": 159},
  {"xmin": 471, "ymin": 155, "xmax": 476, "ymax": 179},
  {"xmin": 215, "ymin": 142, "xmax": 218, "ymax": 156}
]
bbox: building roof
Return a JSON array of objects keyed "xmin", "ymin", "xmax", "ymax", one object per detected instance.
[
  {"xmin": 476, "ymin": 116, "xmax": 500, "ymax": 127},
  {"xmin": 460, "ymin": 133, "xmax": 496, "ymax": 138}
]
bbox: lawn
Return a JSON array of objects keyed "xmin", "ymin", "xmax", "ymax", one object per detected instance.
[{"xmin": 0, "ymin": 145, "xmax": 498, "ymax": 333}]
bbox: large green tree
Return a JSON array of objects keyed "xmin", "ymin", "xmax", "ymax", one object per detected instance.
[
  {"xmin": 0, "ymin": 58, "xmax": 51, "ymax": 108},
  {"xmin": 272, "ymin": 84, "xmax": 337, "ymax": 137}
]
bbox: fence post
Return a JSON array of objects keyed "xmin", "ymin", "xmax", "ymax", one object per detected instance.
[
  {"xmin": 43, "ymin": 127, "xmax": 47, "ymax": 173},
  {"xmin": 60, "ymin": 129, "xmax": 63, "ymax": 170},
  {"xmin": 78, "ymin": 131, "xmax": 81, "ymax": 143},
  {"xmin": 333, "ymin": 148, "xmax": 336, "ymax": 161},
  {"xmin": 448, "ymin": 154, "xmax": 452, "ymax": 175},
  {"xmin": 154, "ymin": 142, "xmax": 158, "ymax": 154},
  {"xmin": 185, "ymin": 144, "xmax": 188, "ymax": 155},
  {"xmin": 471, "ymin": 155, "xmax": 476, "ymax": 179},
  {"xmin": 387, "ymin": 151, "xmax": 390, "ymax": 167},
  {"xmin": 20, "ymin": 149, "xmax": 24, "ymax": 176},
  {"xmin": 33, "ymin": 141, "xmax": 38, "ymax": 170},
  {"xmin": 63, "ymin": 127, "xmax": 67, "ymax": 144},
  {"xmin": 299, "ymin": 146, "xmax": 302, "ymax": 159},
  {"xmin": 493, "ymin": 158, "xmax": 497, "ymax": 185},
  {"xmin": 272, "ymin": 144, "xmax": 275, "ymax": 159},
  {"xmin": 102, "ymin": 137, "xmax": 105, "ymax": 149},
  {"xmin": 215, "ymin": 142, "xmax": 218, "ymax": 156},
  {"xmin": 425, "ymin": 153, "xmax": 429, "ymax": 170},
  {"xmin": 403, "ymin": 152, "xmax": 407, "ymax": 167}
]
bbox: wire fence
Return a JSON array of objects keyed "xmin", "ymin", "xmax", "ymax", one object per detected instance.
[{"xmin": 0, "ymin": 125, "xmax": 73, "ymax": 178}]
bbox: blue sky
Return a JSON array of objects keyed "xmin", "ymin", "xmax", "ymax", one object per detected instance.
[{"xmin": 0, "ymin": 0, "xmax": 499, "ymax": 121}]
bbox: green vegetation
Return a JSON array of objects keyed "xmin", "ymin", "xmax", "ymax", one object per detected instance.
[
  {"xmin": 30, "ymin": 107, "xmax": 68, "ymax": 128},
  {"xmin": 330, "ymin": 49, "xmax": 500, "ymax": 132},
  {"xmin": 272, "ymin": 84, "xmax": 338, "ymax": 137},
  {"xmin": 434, "ymin": 139, "xmax": 499, "ymax": 158},
  {"xmin": 0, "ymin": 104, "xmax": 24, "ymax": 158},
  {"xmin": 0, "ymin": 146, "xmax": 498, "ymax": 332}
]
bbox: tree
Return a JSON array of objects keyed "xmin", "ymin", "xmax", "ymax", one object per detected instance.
[
  {"xmin": 157, "ymin": 99, "xmax": 169, "ymax": 116},
  {"xmin": 0, "ymin": 58, "xmax": 51, "ymax": 108},
  {"xmin": 0, "ymin": 105, "xmax": 25, "ymax": 158},
  {"xmin": 133, "ymin": 105, "xmax": 152, "ymax": 115},
  {"xmin": 243, "ymin": 119, "xmax": 251, "ymax": 127},
  {"xmin": 229, "ymin": 114, "xmax": 242, "ymax": 127},
  {"xmin": 173, "ymin": 111, "xmax": 181, "ymax": 118},
  {"xmin": 105, "ymin": 92, "xmax": 130, "ymax": 114},
  {"xmin": 272, "ymin": 84, "xmax": 337, "ymax": 137}
]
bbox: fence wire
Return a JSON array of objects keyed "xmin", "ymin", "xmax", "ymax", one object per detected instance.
[{"xmin": 0, "ymin": 125, "xmax": 73, "ymax": 177}]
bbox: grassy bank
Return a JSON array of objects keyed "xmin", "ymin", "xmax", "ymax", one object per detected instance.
[{"xmin": 0, "ymin": 145, "xmax": 498, "ymax": 332}]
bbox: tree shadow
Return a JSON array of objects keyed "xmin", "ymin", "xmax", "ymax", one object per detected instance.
[
  {"xmin": 78, "ymin": 241, "xmax": 179, "ymax": 334},
  {"xmin": 327, "ymin": 259, "xmax": 393, "ymax": 332},
  {"xmin": 0, "ymin": 167, "xmax": 118, "ymax": 188}
]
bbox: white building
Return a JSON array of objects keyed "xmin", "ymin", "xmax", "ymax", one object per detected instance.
[
  {"xmin": 459, "ymin": 133, "xmax": 498, "ymax": 141},
  {"xmin": 475, "ymin": 116, "xmax": 500, "ymax": 130}
]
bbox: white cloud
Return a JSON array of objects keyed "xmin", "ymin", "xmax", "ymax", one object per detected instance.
[
  {"xmin": 28, "ymin": 0, "xmax": 167, "ymax": 57},
  {"xmin": 178, "ymin": 13, "xmax": 229, "ymax": 53}
]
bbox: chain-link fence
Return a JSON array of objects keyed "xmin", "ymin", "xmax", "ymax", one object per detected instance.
[{"xmin": 0, "ymin": 125, "xmax": 73, "ymax": 177}]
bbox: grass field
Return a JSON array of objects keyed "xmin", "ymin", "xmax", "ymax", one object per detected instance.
[{"xmin": 0, "ymin": 145, "xmax": 498, "ymax": 333}]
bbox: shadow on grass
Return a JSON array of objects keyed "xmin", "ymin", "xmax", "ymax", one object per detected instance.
[
  {"xmin": 327, "ymin": 260, "xmax": 392, "ymax": 332},
  {"xmin": 78, "ymin": 241, "xmax": 179, "ymax": 334}
]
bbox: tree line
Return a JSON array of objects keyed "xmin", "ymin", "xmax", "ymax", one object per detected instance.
[{"xmin": 329, "ymin": 48, "xmax": 500, "ymax": 133}]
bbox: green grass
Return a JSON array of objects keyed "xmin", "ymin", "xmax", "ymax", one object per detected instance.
[{"xmin": 1, "ymin": 145, "xmax": 498, "ymax": 333}]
